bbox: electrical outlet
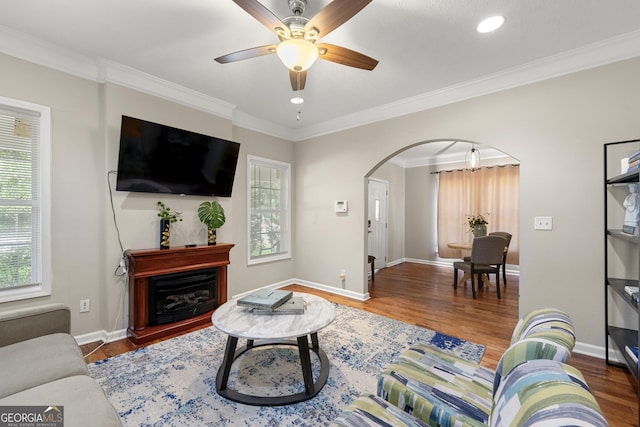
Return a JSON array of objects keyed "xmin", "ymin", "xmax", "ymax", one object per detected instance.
[
  {"xmin": 80, "ymin": 299, "xmax": 90, "ymax": 313},
  {"xmin": 534, "ymin": 216, "xmax": 553, "ymax": 231}
]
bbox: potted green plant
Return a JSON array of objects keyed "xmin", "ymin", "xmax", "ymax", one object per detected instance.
[
  {"xmin": 467, "ymin": 213, "xmax": 489, "ymax": 237},
  {"xmin": 198, "ymin": 200, "xmax": 225, "ymax": 245},
  {"xmin": 157, "ymin": 201, "xmax": 183, "ymax": 249}
]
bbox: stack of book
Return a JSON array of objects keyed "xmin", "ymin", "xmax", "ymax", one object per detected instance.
[
  {"xmin": 236, "ymin": 289, "xmax": 306, "ymax": 315},
  {"xmin": 624, "ymin": 285, "xmax": 639, "ymax": 304},
  {"xmin": 625, "ymin": 344, "xmax": 639, "ymax": 365},
  {"xmin": 628, "ymin": 150, "xmax": 640, "ymax": 172},
  {"xmin": 622, "ymin": 224, "xmax": 640, "ymax": 236}
]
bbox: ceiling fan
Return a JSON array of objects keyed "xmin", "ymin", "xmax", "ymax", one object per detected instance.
[{"xmin": 215, "ymin": 0, "xmax": 378, "ymax": 92}]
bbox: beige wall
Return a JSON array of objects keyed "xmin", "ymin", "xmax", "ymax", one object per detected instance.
[
  {"xmin": 0, "ymin": 53, "xmax": 295, "ymax": 336},
  {"xmin": 404, "ymin": 165, "xmax": 438, "ymax": 261},
  {"xmin": 295, "ymin": 57, "xmax": 640, "ymax": 348},
  {"xmin": 0, "ymin": 53, "xmax": 105, "ymax": 333}
]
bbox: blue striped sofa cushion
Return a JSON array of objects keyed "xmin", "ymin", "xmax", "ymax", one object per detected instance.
[
  {"xmin": 332, "ymin": 393, "xmax": 431, "ymax": 427},
  {"xmin": 378, "ymin": 344, "xmax": 493, "ymax": 426},
  {"xmin": 510, "ymin": 308, "xmax": 575, "ymax": 353},
  {"xmin": 492, "ymin": 338, "xmax": 573, "ymax": 396},
  {"xmin": 491, "ymin": 359, "xmax": 608, "ymax": 426}
]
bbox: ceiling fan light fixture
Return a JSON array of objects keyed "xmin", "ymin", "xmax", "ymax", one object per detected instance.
[
  {"xmin": 276, "ymin": 39, "xmax": 318, "ymax": 72},
  {"xmin": 477, "ymin": 15, "xmax": 505, "ymax": 33},
  {"xmin": 290, "ymin": 96, "xmax": 304, "ymax": 105}
]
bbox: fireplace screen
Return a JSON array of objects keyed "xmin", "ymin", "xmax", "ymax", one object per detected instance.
[{"xmin": 148, "ymin": 268, "xmax": 218, "ymax": 325}]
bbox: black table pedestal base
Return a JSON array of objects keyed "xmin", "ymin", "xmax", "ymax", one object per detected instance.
[{"xmin": 215, "ymin": 332, "xmax": 330, "ymax": 406}]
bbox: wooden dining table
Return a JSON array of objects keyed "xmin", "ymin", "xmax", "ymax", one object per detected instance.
[{"xmin": 447, "ymin": 242, "xmax": 491, "ymax": 285}]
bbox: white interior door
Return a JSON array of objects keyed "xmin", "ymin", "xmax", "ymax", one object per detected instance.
[{"xmin": 368, "ymin": 178, "xmax": 388, "ymax": 271}]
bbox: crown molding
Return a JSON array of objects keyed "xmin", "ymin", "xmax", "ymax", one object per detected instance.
[
  {"xmin": 101, "ymin": 60, "xmax": 235, "ymax": 120},
  {"xmin": 0, "ymin": 25, "xmax": 100, "ymax": 81},
  {"xmin": 291, "ymin": 29, "xmax": 640, "ymax": 142},
  {"xmin": 0, "ymin": 25, "xmax": 235, "ymax": 121},
  {"xmin": 231, "ymin": 109, "xmax": 295, "ymax": 141},
  {"xmin": 1, "ymin": 24, "xmax": 639, "ymax": 142}
]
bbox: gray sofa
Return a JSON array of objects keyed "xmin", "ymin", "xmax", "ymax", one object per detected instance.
[{"xmin": 0, "ymin": 303, "xmax": 122, "ymax": 426}]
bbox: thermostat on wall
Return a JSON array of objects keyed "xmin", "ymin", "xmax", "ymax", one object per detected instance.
[{"xmin": 335, "ymin": 200, "xmax": 348, "ymax": 213}]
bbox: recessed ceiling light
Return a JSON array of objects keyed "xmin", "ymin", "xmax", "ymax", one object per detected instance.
[
  {"xmin": 290, "ymin": 96, "xmax": 304, "ymax": 105},
  {"xmin": 477, "ymin": 15, "xmax": 505, "ymax": 33}
]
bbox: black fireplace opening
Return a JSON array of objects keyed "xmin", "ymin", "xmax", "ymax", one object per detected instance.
[{"xmin": 148, "ymin": 268, "xmax": 218, "ymax": 326}]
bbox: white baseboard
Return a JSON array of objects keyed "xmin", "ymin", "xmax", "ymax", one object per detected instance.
[
  {"xmin": 292, "ymin": 278, "xmax": 370, "ymax": 301},
  {"xmin": 75, "ymin": 328, "xmax": 128, "ymax": 346},
  {"xmin": 403, "ymin": 257, "xmax": 452, "ymax": 267},
  {"xmin": 386, "ymin": 258, "xmax": 404, "ymax": 268}
]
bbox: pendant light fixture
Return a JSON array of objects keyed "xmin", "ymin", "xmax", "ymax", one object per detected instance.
[{"xmin": 466, "ymin": 144, "xmax": 481, "ymax": 171}]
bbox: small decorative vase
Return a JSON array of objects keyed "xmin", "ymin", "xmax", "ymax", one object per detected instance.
[
  {"xmin": 207, "ymin": 228, "xmax": 217, "ymax": 246},
  {"xmin": 473, "ymin": 224, "xmax": 487, "ymax": 238},
  {"xmin": 160, "ymin": 219, "xmax": 171, "ymax": 249}
]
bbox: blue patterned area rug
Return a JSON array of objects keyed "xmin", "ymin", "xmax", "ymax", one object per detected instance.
[{"xmin": 88, "ymin": 303, "xmax": 485, "ymax": 426}]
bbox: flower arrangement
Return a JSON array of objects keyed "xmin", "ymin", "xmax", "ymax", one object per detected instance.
[
  {"xmin": 157, "ymin": 201, "xmax": 183, "ymax": 223},
  {"xmin": 467, "ymin": 213, "xmax": 489, "ymax": 230}
]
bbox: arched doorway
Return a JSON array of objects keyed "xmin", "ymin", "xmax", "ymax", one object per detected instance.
[{"xmin": 365, "ymin": 139, "xmax": 519, "ymax": 289}]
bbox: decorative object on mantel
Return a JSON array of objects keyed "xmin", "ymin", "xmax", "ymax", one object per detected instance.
[
  {"xmin": 467, "ymin": 213, "xmax": 489, "ymax": 237},
  {"xmin": 157, "ymin": 201, "xmax": 183, "ymax": 249},
  {"xmin": 198, "ymin": 200, "xmax": 225, "ymax": 246}
]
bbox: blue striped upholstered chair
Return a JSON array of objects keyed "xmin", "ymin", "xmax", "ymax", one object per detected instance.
[{"xmin": 332, "ymin": 308, "xmax": 608, "ymax": 427}]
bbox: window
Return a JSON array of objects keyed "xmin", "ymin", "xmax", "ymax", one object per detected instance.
[
  {"xmin": 0, "ymin": 96, "xmax": 51, "ymax": 302},
  {"xmin": 436, "ymin": 165, "xmax": 519, "ymax": 264},
  {"xmin": 248, "ymin": 155, "xmax": 291, "ymax": 265}
]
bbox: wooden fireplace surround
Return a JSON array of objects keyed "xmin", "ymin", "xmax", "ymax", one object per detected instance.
[{"xmin": 125, "ymin": 243, "xmax": 234, "ymax": 344}]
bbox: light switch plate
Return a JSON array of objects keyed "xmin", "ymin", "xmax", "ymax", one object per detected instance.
[{"xmin": 534, "ymin": 216, "xmax": 553, "ymax": 230}]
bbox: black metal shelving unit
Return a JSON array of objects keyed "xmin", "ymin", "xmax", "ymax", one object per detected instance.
[{"xmin": 604, "ymin": 139, "xmax": 640, "ymax": 424}]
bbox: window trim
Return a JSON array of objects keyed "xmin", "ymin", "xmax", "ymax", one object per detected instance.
[
  {"xmin": 0, "ymin": 96, "xmax": 51, "ymax": 303},
  {"xmin": 247, "ymin": 155, "xmax": 291, "ymax": 265}
]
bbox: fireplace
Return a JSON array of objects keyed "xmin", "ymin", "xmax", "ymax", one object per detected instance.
[
  {"xmin": 125, "ymin": 244, "xmax": 234, "ymax": 344},
  {"xmin": 149, "ymin": 268, "xmax": 218, "ymax": 325}
]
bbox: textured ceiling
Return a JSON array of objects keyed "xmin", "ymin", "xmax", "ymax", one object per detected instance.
[{"xmin": 1, "ymin": 0, "xmax": 640, "ymax": 143}]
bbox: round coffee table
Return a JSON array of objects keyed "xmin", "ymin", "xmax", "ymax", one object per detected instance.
[{"xmin": 211, "ymin": 292, "xmax": 336, "ymax": 406}]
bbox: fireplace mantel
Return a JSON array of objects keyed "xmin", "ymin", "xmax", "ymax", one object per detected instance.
[{"xmin": 125, "ymin": 243, "xmax": 234, "ymax": 344}]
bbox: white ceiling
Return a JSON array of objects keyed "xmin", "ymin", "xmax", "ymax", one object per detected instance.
[{"xmin": 1, "ymin": 0, "xmax": 640, "ymax": 145}]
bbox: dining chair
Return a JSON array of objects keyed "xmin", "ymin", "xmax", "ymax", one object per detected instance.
[
  {"xmin": 463, "ymin": 231, "xmax": 512, "ymax": 286},
  {"xmin": 488, "ymin": 231, "xmax": 512, "ymax": 286},
  {"xmin": 453, "ymin": 235, "xmax": 507, "ymax": 299}
]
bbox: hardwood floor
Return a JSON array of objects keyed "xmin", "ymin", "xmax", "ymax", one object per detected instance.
[{"xmin": 81, "ymin": 262, "xmax": 638, "ymax": 426}]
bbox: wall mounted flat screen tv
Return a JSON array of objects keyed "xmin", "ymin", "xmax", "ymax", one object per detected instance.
[{"xmin": 115, "ymin": 116, "xmax": 240, "ymax": 197}]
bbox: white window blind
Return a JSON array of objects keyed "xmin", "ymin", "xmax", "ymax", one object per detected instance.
[
  {"xmin": 0, "ymin": 97, "xmax": 51, "ymax": 301},
  {"xmin": 247, "ymin": 155, "xmax": 291, "ymax": 265}
]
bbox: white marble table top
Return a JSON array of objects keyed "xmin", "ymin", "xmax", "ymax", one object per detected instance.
[{"xmin": 212, "ymin": 292, "xmax": 336, "ymax": 340}]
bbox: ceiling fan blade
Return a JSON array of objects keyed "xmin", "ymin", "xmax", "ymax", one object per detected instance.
[
  {"xmin": 305, "ymin": 0, "xmax": 371, "ymax": 39},
  {"xmin": 289, "ymin": 70, "xmax": 307, "ymax": 91},
  {"xmin": 215, "ymin": 45, "xmax": 276, "ymax": 64},
  {"xmin": 232, "ymin": 0, "xmax": 290, "ymax": 38},
  {"xmin": 317, "ymin": 43, "xmax": 378, "ymax": 70}
]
